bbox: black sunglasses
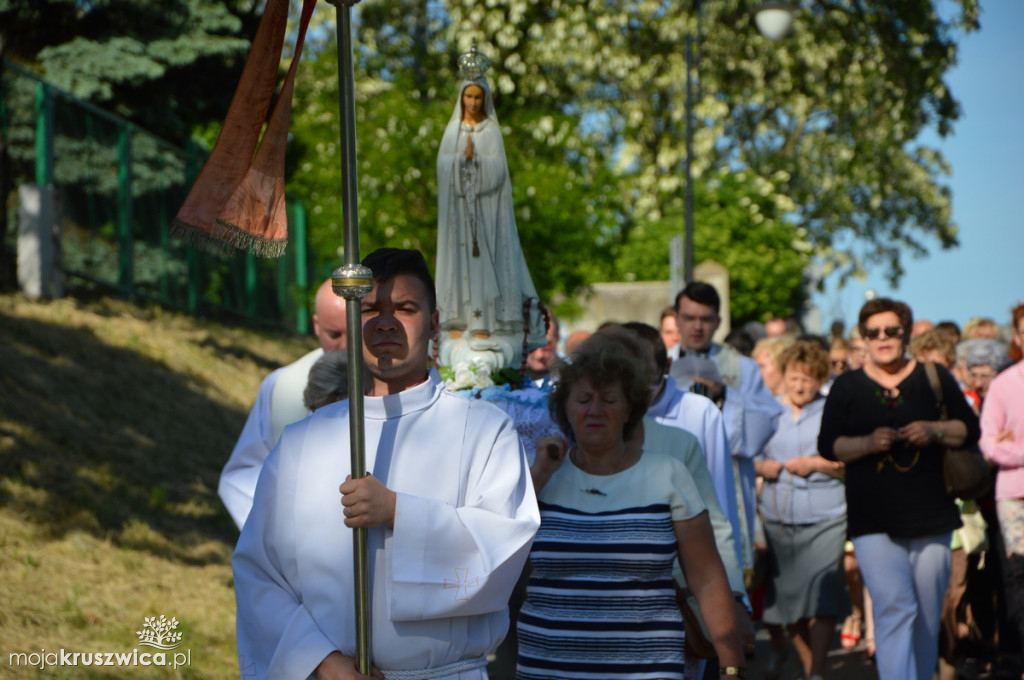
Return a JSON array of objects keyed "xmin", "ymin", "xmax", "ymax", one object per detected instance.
[{"xmin": 863, "ymin": 325, "xmax": 905, "ymax": 340}]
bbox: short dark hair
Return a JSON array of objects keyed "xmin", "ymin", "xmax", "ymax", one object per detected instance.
[
  {"xmin": 550, "ymin": 331, "xmax": 650, "ymax": 442},
  {"xmin": 621, "ymin": 321, "xmax": 668, "ymax": 376},
  {"xmin": 936, "ymin": 320, "xmax": 960, "ymax": 339},
  {"xmin": 674, "ymin": 281, "xmax": 721, "ymax": 315},
  {"xmin": 796, "ymin": 333, "xmax": 829, "ymax": 351},
  {"xmin": 858, "ymin": 297, "xmax": 913, "ymax": 340},
  {"xmin": 361, "ymin": 248, "xmax": 436, "ymax": 313},
  {"xmin": 725, "ymin": 329, "xmax": 755, "ymax": 357}
]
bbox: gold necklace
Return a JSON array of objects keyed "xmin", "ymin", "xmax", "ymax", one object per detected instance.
[{"xmin": 877, "ymin": 449, "xmax": 921, "ymax": 473}]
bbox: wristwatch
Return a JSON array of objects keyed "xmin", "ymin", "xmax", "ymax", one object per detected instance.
[
  {"xmin": 721, "ymin": 667, "xmax": 747, "ymax": 678},
  {"xmin": 933, "ymin": 425, "xmax": 944, "ymax": 442}
]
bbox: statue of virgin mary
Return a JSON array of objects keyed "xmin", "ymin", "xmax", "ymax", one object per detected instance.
[{"xmin": 435, "ymin": 47, "xmax": 546, "ymax": 373}]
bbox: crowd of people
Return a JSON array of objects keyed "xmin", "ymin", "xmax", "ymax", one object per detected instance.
[
  {"xmin": 701, "ymin": 298, "xmax": 1022, "ymax": 680},
  {"xmin": 173, "ymin": 36, "xmax": 1024, "ymax": 680},
  {"xmin": 213, "ymin": 56, "xmax": 1024, "ymax": 680},
  {"xmin": 217, "ymin": 254, "xmax": 1022, "ymax": 680}
]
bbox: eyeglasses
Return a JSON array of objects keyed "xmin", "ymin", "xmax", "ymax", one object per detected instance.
[
  {"xmin": 863, "ymin": 326, "xmax": 905, "ymax": 341},
  {"xmin": 678, "ymin": 314, "xmax": 717, "ymax": 326}
]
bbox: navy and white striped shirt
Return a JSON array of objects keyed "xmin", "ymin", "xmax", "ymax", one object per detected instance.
[{"xmin": 517, "ymin": 450, "xmax": 705, "ymax": 680}]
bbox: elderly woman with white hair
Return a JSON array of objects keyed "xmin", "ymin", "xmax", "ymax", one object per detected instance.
[
  {"xmin": 958, "ymin": 337, "xmax": 1012, "ymax": 674},
  {"xmin": 963, "ymin": 339, "xmax": 1011, "ymax": 414}
]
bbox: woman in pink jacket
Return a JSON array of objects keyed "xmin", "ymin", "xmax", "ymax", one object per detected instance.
[{"xmin": 979, "ymin": 303, "xmax": 1024, "ymax": 652}]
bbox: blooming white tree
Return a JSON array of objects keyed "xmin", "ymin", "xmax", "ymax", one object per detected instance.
[{"xmin": 289, "ymin": 0, "xmax": 978, "ymax": 319}]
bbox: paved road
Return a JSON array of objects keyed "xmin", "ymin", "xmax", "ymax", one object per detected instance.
[
  {"xmin": 496, "ymin": 619, "xmax": 1018, "ymax": 679},
  {"xmin": 489, "ymin": 621, "xmax": 881, "ymax": 680},
  {"xmin": 746, "ymin": 623, "xmax": 878, "ymax": 680}
]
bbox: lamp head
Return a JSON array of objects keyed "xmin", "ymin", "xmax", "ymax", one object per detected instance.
[{"xmin": 754, "ymin": 1, "xmax": 795, "ymax": 41}]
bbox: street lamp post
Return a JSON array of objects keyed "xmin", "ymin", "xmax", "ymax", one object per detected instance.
[
  {"xmin": 682, "ymin": 1, "xmax": 700, "ymax": 284},
  {"xmin": 680, "ymin": 1, "xmax": 794, "ymax": 284}
]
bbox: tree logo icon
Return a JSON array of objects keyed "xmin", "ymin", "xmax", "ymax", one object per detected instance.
[{"xmin": 136, "ymin": 615, "xmax": 184, "ymax": 650}]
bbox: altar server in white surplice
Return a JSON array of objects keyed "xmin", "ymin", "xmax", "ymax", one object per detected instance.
[
  {"xmin": 218, "ymin": 277, "xmax": 347, "ymax": 530},
  {"xmin": 232, "ymin": 248, "xmax": 540, "ymax": 680}
]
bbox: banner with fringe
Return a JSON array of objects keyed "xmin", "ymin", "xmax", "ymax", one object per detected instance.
[{"xmin": 170, "ymin": 0, "xmax": 316, "ymax": 258}]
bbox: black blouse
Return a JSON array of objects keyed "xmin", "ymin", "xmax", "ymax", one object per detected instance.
[{"xmin": 818, "ymin": 362, "xmax": 980, "ymax": 539}]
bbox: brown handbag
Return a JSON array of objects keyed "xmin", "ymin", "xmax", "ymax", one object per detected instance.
[{"xmin": 923, "ymin": 362, "xmax": 992, "ymax": 500}]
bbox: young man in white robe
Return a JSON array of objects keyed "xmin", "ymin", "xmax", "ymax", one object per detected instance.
[
  {"xmin": 218, "ymin": 278, "xmax": 347, "ymax": 529},
  {"xmin": 622, "ymin": 321, "xmax": 744, "ymax": 572},
  {"xmin": 232, "ymin": 248, "xmax": 540, "ymax": 680},
  {"xmin": 666, "ymin": 282, "xmax": 783, "ymax": 572}
]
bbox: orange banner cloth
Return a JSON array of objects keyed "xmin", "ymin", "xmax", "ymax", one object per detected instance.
[{"xmin": 170, "ymin": 0, "xmax": 317, "ymax": 257}]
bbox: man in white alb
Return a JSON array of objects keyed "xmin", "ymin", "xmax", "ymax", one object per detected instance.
[
  {"xmin": 232, "ymin": 248, "xmax": 540, "ymax": 680},
  {"xmin": 667, "ymin": 282, "xmax": 783, "ymax": 570},
  {"xmin": 218, "ymin": 277, "xmax": 347, "ymax": 529},
  {"xmin": 622, "ymin": 321, "xmax": 743, "ymax": 567}
]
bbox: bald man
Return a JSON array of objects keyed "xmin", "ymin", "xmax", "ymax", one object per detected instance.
[
  {"xmin": 564, "ymin": 329, "xmax": 592, "ymax": 355},
  {"xmin": 311, "ymin": 278, "xmax": 348, "ymax": 351},
  {"xmin": 218, "ymin": 278, "xmax": 347, "ymax": 529},
  {"xmin": 911, "ymin": 318, "xmax": 935, "ymax": 339}
]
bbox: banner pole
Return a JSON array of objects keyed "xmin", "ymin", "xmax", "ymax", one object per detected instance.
[{"xmin": 325, "ymin": 0, "xmax": 372, "ymax": 674}]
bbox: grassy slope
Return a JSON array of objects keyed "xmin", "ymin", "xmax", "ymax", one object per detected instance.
[{"xmin": 0, "ymin": 292, "xmax": 314, "ymax": 678}]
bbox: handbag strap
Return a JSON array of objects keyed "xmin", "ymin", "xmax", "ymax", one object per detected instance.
[{"xmin": 923, "ymin": 360, "xmax": 950, "ymax": 420}]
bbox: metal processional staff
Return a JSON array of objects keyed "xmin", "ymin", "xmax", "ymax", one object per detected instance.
[{"xmin": 324, "ymin": 0, "xmax": 373, "ymax": 675}]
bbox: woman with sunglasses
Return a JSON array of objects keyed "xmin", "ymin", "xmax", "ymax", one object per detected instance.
[{"xmin": 818, "ymin": 298, "xmax": 980, "ymax": 680}]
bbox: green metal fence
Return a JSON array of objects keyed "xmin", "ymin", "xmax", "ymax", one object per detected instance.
[{"xmin": 2, "ymin": 61, "xmax": 312, "ymax": 334}]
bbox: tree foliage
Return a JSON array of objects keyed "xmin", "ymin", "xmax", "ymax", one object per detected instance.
[
  {"xmin": 1, "ymin": 0, "xmax": 260, "ymax": 140},
  {"xmin": 0, "ymin": 0, "xmax": 268, "ymax": 293},
  {"xmin": 298, "ymin": 0, "xmax": 975, "ymax": 320},
  {"xmin": 514, "ymin": 0, "xmax": 979, "ymax": 288},
  {"xmin": 2, "ymin": 0, "xmax": 980, "ymax": 322},
  {"xmin": 613, "ymin": 169, "xmax": 810, "ymax": 323}
]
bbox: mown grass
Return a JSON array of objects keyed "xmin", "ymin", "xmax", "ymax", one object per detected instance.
[{"xmin": 0, "ymin": 291, "xmax": 315, "ymax": 678}]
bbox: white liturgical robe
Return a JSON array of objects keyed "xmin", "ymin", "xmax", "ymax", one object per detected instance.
[
  {"xmin": 668, "ymin": 342, "xmax": 782, "ymax": 568},
  {"xmin": 641, "ymin": 418, "xmax": 745, "ymax": 596},
  {"xmin": 647, "ymin": 376, "xmax": 743, "ymax": 571},
  {"xmin": 219, "ymin": 347, "xmax": 322, "ymax": 529},
  {"xmin": 232, "ymin": 371, "xmax": 540, "ymax": 680}
]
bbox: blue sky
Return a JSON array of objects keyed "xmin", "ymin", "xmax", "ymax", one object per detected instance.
[{"xmin": 810, "ymin": 1, "xmax": 1024, "ymax": 332}]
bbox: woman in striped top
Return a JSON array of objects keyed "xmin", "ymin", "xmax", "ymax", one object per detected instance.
[{"xmin": 517, "ymin": 333, "xmax": 745, "ymax": 680}]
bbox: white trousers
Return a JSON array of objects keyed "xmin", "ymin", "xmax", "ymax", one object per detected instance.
[{"xmin": 852, "ymin": 532, "xmax": 951, "ymax": 680}]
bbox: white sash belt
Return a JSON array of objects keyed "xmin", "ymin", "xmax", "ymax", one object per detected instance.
[{"xmin": 381, "ymin": 656, "xmax": 487, "ymax": 680}]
